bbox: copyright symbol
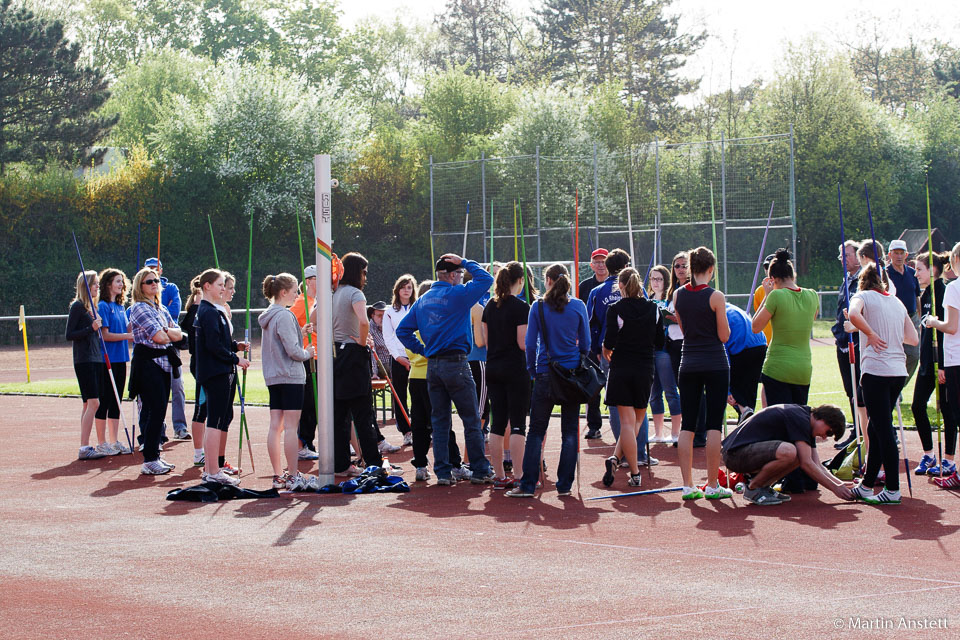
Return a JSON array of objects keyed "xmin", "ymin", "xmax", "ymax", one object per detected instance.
[{"xmin": 834, "ymin": 619, "xmax": 844, "ymax": 629}]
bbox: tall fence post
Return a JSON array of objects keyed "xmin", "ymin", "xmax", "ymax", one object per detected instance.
[
  {"xmin": 655, "ymin": 138, "xmax": 662, "ymax": 267},
  {"xmin": 789, "ymin": 123, "xmax": 798, "ymax": 268},
  {"xmin": 481, "ymin": 152, "xmax": 487, "ymax": 263},
  {"xmin": 535, "ymin": 145, "xmax": 542, "ymax": 261},
  {"xmin": 593, "ymin": 143, "xmax": 600, "ymax": 248},
  {"xmin": 721, "ymin": 132, "xmax": 728, "ymax": 293},
  {"xmin": 429, "ymin": 155, "xmax": 435, "ymax": 262}
]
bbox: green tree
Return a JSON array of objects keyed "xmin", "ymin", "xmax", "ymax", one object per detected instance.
[
  {"xmin": 432, "ymin": 0, "xmax": 520, "ymax": 80},
  {"xmin": 0, "ymin": 0, "xmax": 116, "ymax": 173}
]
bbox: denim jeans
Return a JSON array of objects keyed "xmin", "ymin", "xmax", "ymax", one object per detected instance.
[
  {"xmin": 650, "ymin": 348, "xmax": 681, "ymax": 416},
  {"xmin": 519, "ymin": 374, "xmax": 579, "ymax": 493},
  {"xmin": 427, "ymin": 357, "xmax": 491, "ymax": 480},
  {"xmin": 603, "ymin": 356, "xmax": 651, "ymax": 457}
]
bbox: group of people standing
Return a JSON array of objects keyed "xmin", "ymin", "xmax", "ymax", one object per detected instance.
[{"xmin": 67, "ymin": 235, "xmax": 960, "ymax": 503}]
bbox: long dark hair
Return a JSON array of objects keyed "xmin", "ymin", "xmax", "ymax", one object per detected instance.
[
  {"xmin": 858, "ymin": 263, "xmax": 885, "ymax": 293},
  {"xmin": 542, "ymin": 263, "xmax": 571, "ymax": 312},
  {"xmin": 668, "ymin": 251, "xmax": 688, "ymax": 298},
  {"xmin": 340, "ymin": 253, "xmax": 368, "ymax": 289},
  {"xmin": 648, "ymin": 265, "xmax": 670, "ymax": 301},
  {"xmin": 494, "ymin": 261, "xmax": 524, "ymax": 307},
  {"xmin": 97, "ymin": 268, "xmax": 130, "ymax": 305},
  {"xmin": 768, "ymin": 248, "xmax": 795, "ymax": 281},
  {"xmin": 391, "ymin": 274, "xmax": 417, "ymax": 310}
]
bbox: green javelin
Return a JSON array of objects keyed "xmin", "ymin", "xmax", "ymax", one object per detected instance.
[
  {"xmin": 518, "ymin": 199, "xmax": 530, "ymax": 304},
  {"xmin": 296, "ymin": 213, "xmax": 319, "ymax": 418},
  {"xmin": 926, "ymin": 175, "xmax": 944, "ymax": 472},
  {"xmin": 237, "ymin": 210, "xmax": 255, "ymax": 471},
  {"xmin": 207, "ymin": 215, "xmax": 219, "ymax": 267},
  {"xmin": 490, "ymin": 200, "xmax": 494, "ymax": 264},
  {"xmin": 709, "ymin": 181, "xmax": 720, "ymax": 287}
]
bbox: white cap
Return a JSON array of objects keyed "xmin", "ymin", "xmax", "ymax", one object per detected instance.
[
  {"xmin": 304, "ymin": 265, "xmax": 317, "ymax": 278},
  {"xmin": 888, "ymin": 240, "xmax": 907, "ymax": 252}
]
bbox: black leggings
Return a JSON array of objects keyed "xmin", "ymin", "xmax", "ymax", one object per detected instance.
[
  {"xmin": 912, "ymin": 371, "xmax": 958, "ymax": 454},
  {"xmin": 334, "ymin": 393, "xmax": 382, "ymax": 472},
  {"xmin": 941, "ymin": 367, "xmax": 960, "ymax": 456},
  {"xmin": 678, "ymin": 369, "xmax": 728, "ymax": 432},
  {"xmin": 409, "ymin": 378, "xmax": 461, "ymax": 469},
  {"xmin": 95, "ymin": 361, "xmax": 127, "ymax": 420},
  {"xmin": 728, "ymin": 346, "xmax": 765, "ymax": 411},
  {"xmin": 487, "ymin": 367, "xmax": 530, "ymax": 437},
  {"xmin": 137, "ymin": 361, "xmax": 171, "ymax": 463},
  {"xmin": 469, "ymin": 360, "xmax": 489, "ymax": 422},
  {"xmin": 192, "ymin": 377, "xmax": 208, "ymax": 423},
  {"xmin": 203, "ymin": 373, "xmax": 235, "ymax": 432},
  {"xmin": 391, "ymin": 357, "xmax": 411, "ymax": 434},
  {"xmin": 761, "ymin": 373, "xmax": 810, "ymax": 406},
  {"xmin": 299, "ymin": 361, "xmax": 317, "ymax": 448},
  {"xmin": 861, "ymin": 373, "xmax": 906, "ymax": 491}
]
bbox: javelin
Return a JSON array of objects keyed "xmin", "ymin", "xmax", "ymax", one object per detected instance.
[
  {"xmin": 72, "ymin": 232, "xmax": 133, "ymax": 451},
  {"xmin": 490, "ymin": 200, "xmax": 494, "ymax": 265},
  {"xmin": 748, "ymin": 202, "xmax": 775, "ymax": 313},
  {"xmin": 709, "ymin": 182, "xmax": 719, "ymax": 287},
  {"xmin": 372, "ymin": 350, "xmax": 412, "ymax": 427},
  {"xmin": 462, "ymin": 201, "xmax": 470, "ymax": 257},
  {"xmin": 925, "ymin": 176, "xmax": 944, "ymax": 477},
  {"xmin": 585, "ymin": 486, "xmax": 684, "ymax": 501},
  {"xmin": 573, "ymin": 189, "xmax": 580, "ymax": 298},
  {"xmin": 236, "ymin": 212, "xmax": 256, "ymax": 473},
  {"xmin": 865, "ymin": 182, "xmax": 912, "ymax": 497},
  {"xmin": 625, "ymin": 182, "xmax": 636, "ymax": 268},
  {"xmin": 136, "ymin": 222, "xmax": 140, "ymax": 275},
  {"xmin": 296, "ymin": 214, "xmax": 319, "ymax": 421},
  {"xmin": 518, "ymin": 199, "xmax": 530, "ymax": 304},
  {"xmin": 838, "ymin": 184, "xmax": 863, "ymax": 472}
]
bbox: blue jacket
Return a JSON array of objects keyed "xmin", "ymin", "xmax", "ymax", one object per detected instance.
[
  {"xmin": 160, "ymin": 277, "xmax": 182, "ymax": 321},
  {"xmin": 397, "ymin": 260, "xmax": 494, "ymax": 357},
  {"xmin": 725, "ymin": 303, "xmax": 766, "ymax": 356},
  {"xmin": 526, "ymin": 298, "xmax": 590, "ymax": 375},
  {"xmin": 831, "ymin": 268, "xmax": 860, "ymax": 348},
  {"xmin": 586, "ymin": 275, "xmax": 621, "ymax": 354}
]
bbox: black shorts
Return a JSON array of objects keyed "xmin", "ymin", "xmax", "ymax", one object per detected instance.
[
  {"xmin": 722, "ymin": 440, "xmax": 784, "ymax": 473},
  {"xmin": 604, "ymin": 367, "xmax": 654, "ymax": 409},
  {"xmin": 74, "ymin": 362, "xmax": 102, "ymax": 401},
  {"xmin": 268, "ymin": 384, "xmax": 304, "ymax": 411}
]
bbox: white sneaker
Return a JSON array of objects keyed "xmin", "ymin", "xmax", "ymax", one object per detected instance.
[
  {"xmin": 96, "ymin": 442, "xmax": 120, "ymax": 457},
  {"xmin": 378, "ymin": 440, "xmax": 401, "ymax": 454},
  {"xmin": 350, "ymin": 444, "xmax": 356, "ymax": 456},
  {"xmin": 415, "ymin": 467, "xmax": 430, "ymax": 481},
  {"xmin": 205, "ymin": 470, "xmax": 240, "ymax": 486},
  {"xmin": 112, "ymin": 441, "xmax": 132, "ymax": 455},
  {"xmin": 703, "ymin": 484, "xmax": 734, "ymax": 500},
  {"xmin": 140, "ymin": 460, "xmax": 171, "ymax": 475},
  {"xmin": 78, "ymin": 445, "xmax": 106, "ymax": 460},
  {"xmin": 298, "ymin": 447, "xmax": 319, "ymax": 460},
  {"xmin": 193, "ymin": 451, "xmax": 205, "ymax": 467},
  {"xmin": 451, "ymin": 464, "xmax": 472, "ymax": 481},
  {"xmin": 156, "ymin": 457, "xmax": 176, "ymax": 470},
  {"xmin": 335, "ymin": 465, "xmax": 364, "ymax": 478},
  {"xmin": 286, "ymin": 472, "xmax": 319, "ymax": 491},
  {"xmin": 402, "ymin": 432, "xmax": 413, "ymax": 447}
]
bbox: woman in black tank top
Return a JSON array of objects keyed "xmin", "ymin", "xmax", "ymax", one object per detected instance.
[{"xmin": 672, "ymin": 247, "xmax": 732, "ymax": 501}]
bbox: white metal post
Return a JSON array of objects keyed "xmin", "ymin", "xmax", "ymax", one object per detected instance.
[{"xmin": 314, "ymin": 155, "xmax": 335, "ymax": 487}]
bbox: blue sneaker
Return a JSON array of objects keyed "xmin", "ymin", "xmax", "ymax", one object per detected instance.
[
  {"xmin": 927, "ymin": 459, "xmax": 957, "ymax": 476},
  {"xmin": 914, "ymin": 454, "xmax": 938, "ymax": 475}
]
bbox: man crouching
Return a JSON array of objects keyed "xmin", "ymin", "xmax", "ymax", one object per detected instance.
[{"xmin": 721, "ymin": 404, "xmax": 854, "ymax": 505}]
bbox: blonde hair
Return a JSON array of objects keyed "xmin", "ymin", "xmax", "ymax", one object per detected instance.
[
  {"xmin": 72, "ymin": 271, "xmax": 98, "ymax": 313},
  {"xmin": 618, "ymin": 267, "xmax": 643, "ymax": 299},
  {"xmin": 132, "ymin": 268, "xmax": 161, "ymax": 306},
  {"xmin": 951, "ymin": 242, "xmax": 960, "ymax": 269}
]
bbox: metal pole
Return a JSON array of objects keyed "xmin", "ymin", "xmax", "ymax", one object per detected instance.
[
  {"xmin": 481, "ymin": 152, "xmax": 487, "ymax": 263},
  {"xmin": 655, "ymin": 138, "xmax": 662, "ymax": 266},
  {"xmin": 536, "ymin": 146, "xmax": 542, "ymax": 261},
  {"xmin": 721, "ymin": 132, "xmax": 728, "ymax": 292},
  {"xmin": 314, "ymin": 155, "xmax": 335, "ymax": 487},
  {"xmin": 593, "ymin": 143, "xmax": 600, "ymax": 249},
  {"xmin": 429, "ymin": 155, "xmax": 436, "ymax": 267},
  {"xmin": 788, "ymin": 123, "xmax": 797, "ymax": 266}
]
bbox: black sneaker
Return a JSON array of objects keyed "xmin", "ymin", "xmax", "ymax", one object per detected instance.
[
  {"xmin": 503, "ymin": 460, "xmax": 513, "ymax": 475},
  {"xmin": 602, "ymin": 456, "xmax": 618, "ymax": 487},
  {"xmin": 585, "ymin": 428, "xmax": 602, "ymax": 440}
]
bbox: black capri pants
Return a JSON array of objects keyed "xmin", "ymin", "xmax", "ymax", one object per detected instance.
[
  {"xmin": 96, "ymin": 362, "xmax": 126, "ymax": 420},
  {"xmin": 203, "ymin": 373, "xmax": 235, "ymax": 432},
  {"xmin": 678, "ymin": 369, "xmax": 729, "ymax": 433},
  {"xmin": 487, "ymin": 363, "xmax": 530, "ymax": 437},
  {"xmin": 74, "ymin": 362, "xmax": 102, "ymax": 402},
  {"xmin": 761, "ymin": 373, "xmax": 809, "ymax": 406}
]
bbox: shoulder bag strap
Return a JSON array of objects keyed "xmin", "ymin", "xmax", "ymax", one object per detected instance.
[{"xmin": 536, "ymin": 300, "xmax": 554, "ymax": 363}]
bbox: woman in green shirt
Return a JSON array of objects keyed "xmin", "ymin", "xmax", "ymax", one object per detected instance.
[{"xmin": 751, "ymin": 249, "xmax": 819, "ymax": 405}]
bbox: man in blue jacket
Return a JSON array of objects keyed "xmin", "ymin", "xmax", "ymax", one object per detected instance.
[
  {"xmin": 831, "ymin": 241, "xmax": 863, "ymax": 450},
  {"xmin": 397, "ymin": 253, "xmax": 495, "ymax": 486},
  {"xmin": 144, "ymin": 258, "xmax": 188, "ymax": 440}
]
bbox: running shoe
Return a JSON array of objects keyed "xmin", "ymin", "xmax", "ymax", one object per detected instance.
[
  {"xmin": 286, "ymin": 472, "xmax": 318, "ymax": 491},
  {"xmin": 451, "ymin": 465, "xmax": 472, "ymax": 481},
  {"xmin": 298, "ymin": 447, "xmax": 319, "ymax": 461},
  {"xmin": 627, "ymin": 473, "xmax": 642, "ymax": 488},
  {"xmin": 273, "ymin": 473, "xmax": 290, "ymax": 489},
  {"xmin": 557, "ymin": 489, "xmax": 573, "ymax": 497},
  {"xmin": 681, "ymin": 487, "xmax": 703, "ymax": 500},
  {"xmin": 703, "ymin": 485, "xmax": 734, "ymax": 500},
  {"xmin": 493, "ymin": 476, "xmax": 516, "ymax": 490},
  {"xmin": 415, "ymin": 467, "xmax": 431, "ymax": 482},
  {"xmin": 96, "ymin": 442, "xmax": 119, "ymax": 457},
  {"xmin": 471, "ymin": 471, "xmax": 496, "ymax": 485},
  {"xmin": 602, "ymin": 456, "xmax": 618, "ymax": 487},
  {"xmin": 112, "ymin": 441, "xmax": 132, "ymax": 455},
  {"xmin": 743, "ymin": 486, "xmax": 783, "ymax": 505},
  {"xmin": 173, "ymin": 427, "xmax": 191, "ymax": 440},
  {"xmin": 863, "ymin": 488, "xmax": 901, "ymax": 505},
  {"xmin": 78, "ymin": 445, "xmax": 106, "ymax": 460},
  {"xmin": 638, "ymin": 455, "xmax": 659, "ymax": 467},
  {"xmin": 221, "ymin": 461, "xmax": 239, "ymax": 475},
  {"xmin": 140, "ymin": 460, "xmax": 171, "ymax": 475},
  {"xmin": 933, "ymin": 472, "xmax": 960, "ymax": 489},
  {"xmin": 378, "ymin": 440, "xmax": 401, "ymax": 454},
  {"xmin": 737, "ymin": 406, "xmax": 755, "ymax": 425},
  {"xmin": 193, "ymin": 451, "xmax": 205, "ymax": 467},
  {"xmin": 205, "ymin": 470, "xmax": 240, "ymax": 486},
  {"xmin": 584, "ymin": 428, "xmax": 602, "ymax": 440},
  {"xmin": 402, "ymin": 432, "xmax": 413, "ymax": 447},
  {"xmin": 927, "ymin": 459, "xmax": 957, "ymax": 476},
  {"xmin": 437, "ymin": 476, "xmax": 457, "ymax": 486},
  {"xmin": 505, "ymin": 487, "xmax": 534, "ymax": 498},
  {"xmin": 850, "ymin": 480, "xmax": 874, "ymax": 501},
  {"xmin": 156, "ymin": 457, "xmax": 176, "ymax": 470},
  {"xmin": 335, "ymin": 465, "xmax": 363, "ymax": 478},
  {"xmin": 914, "ymin": 454, "xmax": 938, "ymax": 475}
]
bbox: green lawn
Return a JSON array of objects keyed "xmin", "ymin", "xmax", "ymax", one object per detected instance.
[{"xmin": 0, "ymin": 342, "xmax": 936, "ymax": 427}]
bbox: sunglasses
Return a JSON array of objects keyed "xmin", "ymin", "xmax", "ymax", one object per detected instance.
[
  {"xmin": 142, "ymin": 279, "xmax": 160, "ymax": 285},
  {"xmin": 673, "ymin": 264, "xmax": 687, "ymax": 269}
]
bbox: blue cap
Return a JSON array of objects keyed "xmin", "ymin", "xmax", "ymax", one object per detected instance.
[{"xmin": 144, "ymin": 257, "xmax": 162, "ymax": 268}]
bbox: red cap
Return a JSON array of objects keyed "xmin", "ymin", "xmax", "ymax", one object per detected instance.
[{"xmin": 591, "ymin": 248, "xmax": 609, "ymax": 259}]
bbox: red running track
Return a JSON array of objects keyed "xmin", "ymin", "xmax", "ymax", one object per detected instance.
[{"xmin": 1, "ymin": 395, "xmax": 958, "ymax": 639}]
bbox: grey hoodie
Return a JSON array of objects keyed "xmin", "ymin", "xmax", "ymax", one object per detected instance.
[{"xmin": 258, "ymin": 304, "xmax": 312, "ymax": 386}]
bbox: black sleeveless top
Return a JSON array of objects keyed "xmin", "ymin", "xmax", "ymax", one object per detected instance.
[{"xmin": 675, "ymin": 283, "xmax": 728, "ymax": 373}]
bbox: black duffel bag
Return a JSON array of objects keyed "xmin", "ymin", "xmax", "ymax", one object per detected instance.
[{"xmin": 538, "ymin": 301, "xmax": 606, "ymax": 404}]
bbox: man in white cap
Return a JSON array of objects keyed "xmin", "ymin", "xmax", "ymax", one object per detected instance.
[
  {"xmin": 885, "ymin": 239, "xmax": 921, "ymax": 380},
  {"xmin": 293, "ymin": 264, "xmax": 319, "ymax": 460}
]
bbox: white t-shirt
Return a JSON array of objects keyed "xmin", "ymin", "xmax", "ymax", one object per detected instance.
[
  {"xmin": 943, "ymin": 280, "xmax": 960, "ymax": 367},
  {"xmin": 853, "ymin": 289, "xmax": 907, "ymax": 378}
]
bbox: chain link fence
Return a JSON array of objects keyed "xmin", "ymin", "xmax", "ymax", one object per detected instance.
[{"xmin": 430, "ymin": 132, "xmax": 796, "ymax": 308}]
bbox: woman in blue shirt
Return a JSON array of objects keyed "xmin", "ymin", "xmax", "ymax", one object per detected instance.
[
  {"xmin": 96, "ymin": 268, "xmax": 133, "ymax": 455},
  {"xmin": 506, "ymin": 263, "xmax": 590, "ymax": 498}
]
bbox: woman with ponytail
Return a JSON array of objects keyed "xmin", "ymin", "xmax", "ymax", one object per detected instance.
[
  {"xmin": 751, "ymin": 249, "xmax": 819, "ymax": 406},
  {"xmin": 912, "ymin": 252, "xmax": 956, "ymax": 476},
  {"xmin": 66, "ymin": 270, "xmax": 107, "ymax": 460},
  {"xmin": 601, "ymin": 268, "xmax": 664, "ymax": 488},
  {"xmin": 672, "ymin": 247, "xmax": 731, "ymax": 500},
  {"xmin": 180, "ymin": 276, "xmax": 208, "ymax": 465},
  {"xmin": 506, "ymin": 264, "xmax": 589, "ymax": 498},
  {"xmin": 95, "ymin": 268, "xmax": 133, "ymax": 455}
]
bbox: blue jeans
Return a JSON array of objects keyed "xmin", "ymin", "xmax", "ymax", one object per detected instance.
[
  {"xmin": 650, "ymin": 348, "xmax": 681, "ymax": 415},
  {"xmin": 603, "ymin": 356, "xmax": 651, "ymax": 458},
  {"xmin": 427, "ymin": 357, "xmax": 491, "ymax": 480},
  {"xmin": 520, "ymin": 374, "xmax": 579, "ymax": 493}
]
